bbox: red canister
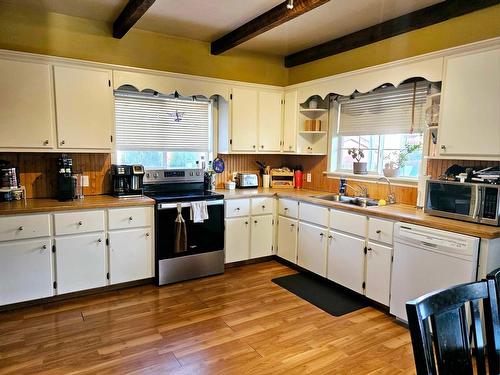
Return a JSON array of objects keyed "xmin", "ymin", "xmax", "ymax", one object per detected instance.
[{"xmin": 294, "ymin": 170, "xmax": 303, "ymax": 189}]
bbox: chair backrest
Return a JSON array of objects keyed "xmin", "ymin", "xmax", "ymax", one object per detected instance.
[
  {"xmin": 486, "ymin": 268, "xmax": 500, "ymax": 375},
  {"xmin": 406, "ymin": 280, "xmax": 500, "ymax": 375}
]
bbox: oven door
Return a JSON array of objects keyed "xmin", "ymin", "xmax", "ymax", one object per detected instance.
[
  {"xmin": 425, "ymin": 180, "xmax": 479, "ymax": 222},
  {"xmin": 156, "ymin": 199, "xmax": 224, "ymax": 260}
]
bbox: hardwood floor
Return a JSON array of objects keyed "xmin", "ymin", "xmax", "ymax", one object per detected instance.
[{"xmin": 0, "ymin": 261, "xmax": 416, "ymax": 374}]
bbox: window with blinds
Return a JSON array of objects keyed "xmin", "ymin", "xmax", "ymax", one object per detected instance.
[
  {"xmin": 114, "ymin": 92, "xmax": 210, "ymax": 152},
  {"xmin": 336, "ymin": 81, "xmax": 428, "ymax": 136}
]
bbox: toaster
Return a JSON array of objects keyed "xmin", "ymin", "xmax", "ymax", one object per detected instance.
[{"xmin": 235, "ymin": 173, "xmax": 258, "ymax": 188}]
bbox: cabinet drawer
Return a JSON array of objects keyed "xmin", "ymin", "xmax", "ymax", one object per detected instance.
[
  {"xmin": 108, "ymin": 207, "xmax": 152, "ymax": 230},
  {"xmin": 251, "ymin": 197, "xmax": 274, "ymax": 216},
  {"xmin": 368, "ymin": 217, "xmax": 394, "ymax": 245},
  {"xmin": 54, "ymin": 210, "xmax": 105, "ymax": 235},
  {"xmin": 299, "ymin": 202, "xmax": 329, "ymax": 227},
  {"xmin": 278, "ymin": 198, "xmax": 298, "ymax": 218},
  {"xmin": 225, "ymin": 199, "xmax": 250, "ymax": 218},
  {"xmin": 330, "ymin": 210, "xmax": 366, "ymax": 237},
  {"xmin": 0, "ymin": 214, "xmax": 51, "ymax": 241}
]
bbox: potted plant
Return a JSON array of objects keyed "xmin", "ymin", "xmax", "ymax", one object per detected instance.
[
  {"xmin": 348, "ymin": 148, "xmax": 367, "ymax": 175},
  {"xmin": 383, "ymin": 143, "xmax": 421, "ymax": 177}
]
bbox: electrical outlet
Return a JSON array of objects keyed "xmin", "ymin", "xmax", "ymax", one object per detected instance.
[
  {"xmin": 306, "ymin": 173, "xmax": 312, "ymax": 183},
  {"xmin": 81, "ymin": 175, "xmax": 89, "ymax": 187}
]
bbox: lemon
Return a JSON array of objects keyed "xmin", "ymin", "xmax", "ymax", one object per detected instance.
[{"xmin": 378, "ymin": 199, "xmax": 387, "ymax": 206}]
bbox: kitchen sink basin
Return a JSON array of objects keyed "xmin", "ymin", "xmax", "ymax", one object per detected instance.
[{"xmin": 312, "ymin": 194, "xmax": 379, "ymax": 207}]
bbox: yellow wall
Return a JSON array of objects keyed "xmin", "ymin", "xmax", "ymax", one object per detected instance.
[
  {"xmin": 288, "ymin": 5, "xmax": 500, "ymax": 84},
  {"xmin": 1, "ymin": 3, "xmax": 499, "ymax": 87},
  {"xmin": 0, "ymin": 3, "xmax": 288, "ymax": 86}
]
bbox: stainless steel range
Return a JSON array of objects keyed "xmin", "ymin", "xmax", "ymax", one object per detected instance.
[{"xmin": 143, "ymin": 169, "xmax": 225, "ymax": 285}]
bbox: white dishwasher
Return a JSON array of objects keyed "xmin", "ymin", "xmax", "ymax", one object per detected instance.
[{"xmin": 390, "ymin": 222, "xmax": 480, "ymax": 322}]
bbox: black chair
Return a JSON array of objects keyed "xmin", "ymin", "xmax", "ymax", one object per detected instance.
[
  {"xmin": 406, "ymin": 280, "xmax": 500, "ymax": 375},
  {"xmin": 487, "ymin": 268, "xmax": 500, "ymax": 375}
]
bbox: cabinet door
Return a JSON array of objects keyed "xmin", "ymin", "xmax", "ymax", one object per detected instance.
[
  {"xmin": 277, "ymin": 216, "xmax": 297, "ymax": 263},
  {"xmin": 258, "ymin": 91, "xmax": 282, "ymax": 152},
  {"xmin": 283, "ymin": 90, "xmax": 298, "ymax": 152},
  {"xmin": 225, "ymin": 217, "xmax": 250, "ymax": 263},
  {"xmin": 250, "ymin": 215, "xmax": 274, "ymax": 258},
  {"xmin": 55, "ymin": 232, "xmax": 107, "ymax": 294},
  {"xmin": 231, "ymin": 87, "xmax": 258, "ymax": 152},
  {"xmin": 109, "ymin": 228, "xmax": 153, "ymax": 284},
  {"xmin": 298, "ymin": 222, "xmax": 327, "ymax": 277},
  {"xmin": 0, "ymin": 59, "xmax": 54, "ymax": 149},
  {"xmin": 53, "ymin": 65, "xmax": 113, "ymax": 149},
  {"xmin": 327, "ymin": 231, "xmax": 365, "ymax": 294},
  {"xmin": 365, "ymin": 242, "xmax": 392, "ymax": 306},
  {"xmin": 0, "ymin": 238, "xmax": 53, "ymax": 305},
  {"xmin": 439, "ymin": 48, "xmax": 500, "ymax": 157}
]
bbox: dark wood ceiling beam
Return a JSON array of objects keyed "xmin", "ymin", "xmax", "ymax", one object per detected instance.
[
  {"xmin": 113, "ymin": 0, "xmax": 156, "ymax": 39},
  {"xmin": 211, "ymin": 0, "xmax": 330, "ymax": 55},
  {"xmin": 285, "ymin": 0, "xmax": 500, "ymax": 67}
]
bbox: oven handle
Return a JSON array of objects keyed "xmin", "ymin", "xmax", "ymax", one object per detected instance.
[{"xmin": 158, "ymin": 199, "xmax": 224, "ymax": 210}]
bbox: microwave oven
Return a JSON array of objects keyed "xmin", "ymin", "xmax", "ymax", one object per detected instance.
[{"xmin": 424, "ymin": 180, "xmax": 500, "ymax": 226}]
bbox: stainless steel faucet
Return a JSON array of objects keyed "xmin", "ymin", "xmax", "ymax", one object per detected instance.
[
  {"xmin": 377, "ymin": 177, "xmax": 396, "ymax": 204},
  {"xmin": 344, "ymin": 183, "xmax": 369, "ymax": 198}
]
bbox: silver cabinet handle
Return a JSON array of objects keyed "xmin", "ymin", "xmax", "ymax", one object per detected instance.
[
  {"xmin": 146, "ymin": 232, "xmax": 150, "ymax": 237},
  {"xmin": 320, "ymin": 233, "xmax": 324, "ymax": 237},
  {"xmin": 236, "ymin": 207, "xmax": 240, "ymax": 211},
  {"xmin": 367, "ymin": 247, "xmax": 372, "ymax": 251},
  {"xmin": 245, "ymin": 221, "xmax": 248, "ymax": 225},
  {"xmin": 41, "ymin": 244, "xmax": 47, "ymax": 250},
  {"xmin": 18, "ymin": 226, "xmax": 24, "ymax": 231},
  {"xmin": 261, "ymin": 145, "xmax": 264, "ymax": 149},
  {"xmin": 60, "ymin": 140, "xmax": 65, "ymax": 145},
  {"xmin": 43, "ymin": 139, "xmax": 49, "ymax": 146},
  {"xmin": 290, "ymin": 223, "xmax": 295, "ymax": 227},
  {"xmin": 284, "ymin": 207, "xmax": 288, "ymax": 211},
  {"xmin": 254, "ymin": 220, "xmax": 258, "ymax": 224},
  {"xmin": 97, "ymin": 238, "xmax": 102, "ymax": 243},
  {"xmin": 440, "ymin": 145, "xmax": 446, "ymax": 151},
  {"xmin": 129, "ymin": 216, "xmax": 133, "ymax": 221},
  {"xmin": 78, "ymin": 221, "xmax": 83, "ymax": 226},
  {"xmin": 261, "ymin": 205, "xmax": 265, "ymax": 209},
  {"xmin": 328, "ymin": 235, "xmax": 333, "ymax": 239},
  {"xmin": 376, "ymin": 230, "xmax": 381, "ymax": 234}
]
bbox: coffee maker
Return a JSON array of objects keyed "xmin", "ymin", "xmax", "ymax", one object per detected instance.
[
  {"xmin": 57, "ymin": 155, "xmax": 76, "ymax": 201},
  {"xmin": 111, "ymin": 164, "xmax": 145, "ymax": 197}
]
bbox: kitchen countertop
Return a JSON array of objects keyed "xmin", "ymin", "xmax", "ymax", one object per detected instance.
[
  {"xmin": 217, "ymin": 188, "xmax": 500, "ymax": 239},
  {"xmin": 0, "ymin": 195, "xmax": 155, "ymax": 215}
]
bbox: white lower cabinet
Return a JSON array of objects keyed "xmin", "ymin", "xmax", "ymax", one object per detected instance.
[
  {"xmin": 327, "ymin": 231, "xmax": 365, "ymax": 294},
  {"xmin": 225, "ymin": 217, "xmax": 250, "ymax": 263},
  {"xmin": 250, "ymin": 215, "xmax": 274, "ymax": 258},
  {"xmin": 365, "ymin": 241, "xmax": 393, "ymax": 306},
  {"xmin": 298, "ymin": 222, "xmax": 327, "ymax": 277},
  {"xmin": 277, "ymin": 216, "xmax": 298, "ymax": 263},
  {"xmin": 109, "ymin": 228, "xmax": 153, "ymax": 284},
  {"xmin": 0, "ymin": 238, "xmax": 53, "ymax": 305},
  {"xmin": 55, "ymin": 232, "xmax": 107, "ymax": 294}
]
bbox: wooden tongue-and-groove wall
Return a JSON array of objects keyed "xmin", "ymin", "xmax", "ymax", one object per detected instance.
[{"xmin": 0, "ymin": 153, "xmax": 111, "ymax": 199}]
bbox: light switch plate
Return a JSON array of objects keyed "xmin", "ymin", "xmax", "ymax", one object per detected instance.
[
  {"xmin": 306, "ymin": 173, "xmax": 311, "ymax": 182},
  {"xmin": 81, "ymin": 175, "xmax": 89, "ymax": 187}
]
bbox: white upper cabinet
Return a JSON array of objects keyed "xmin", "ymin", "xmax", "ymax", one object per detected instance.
[
  {"xmin": 0, "ymin": 59, "xmax": 54, "ymax": 149},
  {"xmin": 53, "ymin": 65, "xmax": 114, "ymax": 150},
  {"xmin": 283, "ymin": 90, "xmax": 298, "ymax": 152},
  {"xmin": 231, "ymin": 87, "xmax": 259, "ymax": 152},
  {"xmin": 439, "ymin": 47, "xmax": 500, "ymax": 158},
  {"xmin": 258, "ymin": 91, "xmax": 283, "ymax": 152}
]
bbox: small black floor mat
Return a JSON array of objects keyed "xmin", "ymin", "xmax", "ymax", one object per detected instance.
[{"xmin": 272, "ymin": 272, "xmax": 368, "ymax": 316}]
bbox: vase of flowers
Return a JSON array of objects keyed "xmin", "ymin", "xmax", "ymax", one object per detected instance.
[
  {"xmin": 383, "ymin": 143, "xmax": 421, "ymax": 178},
  {"xmin": 348, "ymin": 148, "xmax": 367, "ymax": 175}
]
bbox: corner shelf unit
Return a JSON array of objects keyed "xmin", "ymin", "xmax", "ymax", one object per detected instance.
[{"xmin": 297, "ymin": 95, "xmax": 330, "ymax": 154}]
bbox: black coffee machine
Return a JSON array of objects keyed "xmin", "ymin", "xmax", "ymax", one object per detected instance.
[
  {"xmin": 111, "ymin": 164, "xmax": 145, "ymax": 197},
  {"xmin": 57, "ymin": 155, "xmax": 76, "ymax": 201}
]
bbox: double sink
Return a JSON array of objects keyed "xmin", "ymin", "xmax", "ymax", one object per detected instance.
[{"xmin": 312, "ymin": 194, "xmax": 380, "ymax": 207}]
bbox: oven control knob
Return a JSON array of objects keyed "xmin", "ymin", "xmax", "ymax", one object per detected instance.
[
  {"xmin": 153, "ymin": 172, "xmax": 159, "ymax": 179},
  {"xmin": 146, "ymin": 173, "xmax": 150, "ymax": 178}
]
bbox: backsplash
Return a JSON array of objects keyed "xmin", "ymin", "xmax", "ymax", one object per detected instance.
[
  {"xmin": 216, "ymin": 154, "xmax": 418, "ymax": 205},
  {"xmin": 426, "ymin": 159, "xmax": 500, "ymax": 179},
  {"xmin": 0, "ymin": 153, "xmax": 111, "ymax": 199}
]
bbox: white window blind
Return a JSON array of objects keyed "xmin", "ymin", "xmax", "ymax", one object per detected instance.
[
  {"xmin": 114, "ymin": 92, "xmax": 210, "ymax": 151},
  {"xmin": 337, "ymin": 81, "xmax": 428, "ymax": 136}
]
